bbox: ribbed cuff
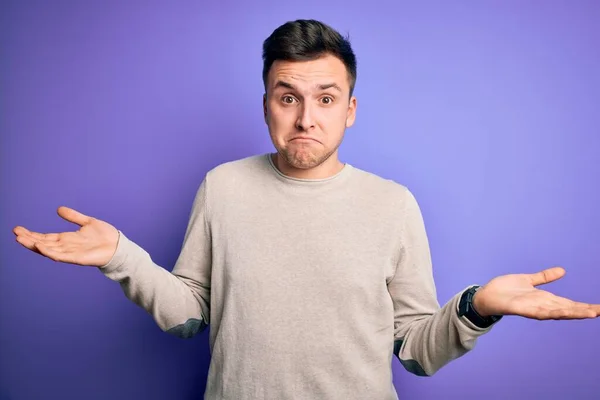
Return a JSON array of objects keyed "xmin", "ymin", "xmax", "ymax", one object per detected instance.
[{"xmin": 97, "ymin": 230, "xmax": 140, "ymax": 281}]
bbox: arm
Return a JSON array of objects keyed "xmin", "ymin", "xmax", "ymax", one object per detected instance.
[
  {"xmin": 388, "ymin": 188, "xmax": 499, "ymax": 376},
  {"xmin": 99, "ymin": 178, "xmax": 212, "ymax": 338}
]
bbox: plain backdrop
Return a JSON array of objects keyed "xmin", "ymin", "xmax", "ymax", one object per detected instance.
[{"xmin": 1, "ymin": 1, "xmax": 599, "ymax": 399}]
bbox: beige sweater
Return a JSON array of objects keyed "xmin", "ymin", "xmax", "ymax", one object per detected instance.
[{"xmin": 99, "ymin": 153, "xmax": 498, "ymax": 399}]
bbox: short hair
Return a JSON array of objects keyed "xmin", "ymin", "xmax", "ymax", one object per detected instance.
[{"xmin": 262, "ymin": 19, "xmax": 357, "ymax": 97}]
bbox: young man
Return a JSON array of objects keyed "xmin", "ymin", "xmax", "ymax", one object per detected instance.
[{"xmin": 13, "ymin": 19, "xmax": 600, "ymax": 400}]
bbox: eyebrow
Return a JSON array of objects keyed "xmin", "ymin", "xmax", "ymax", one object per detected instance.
[{"xmin": 273, "ymin": 80, "xmax": 343, "ymax": 93}]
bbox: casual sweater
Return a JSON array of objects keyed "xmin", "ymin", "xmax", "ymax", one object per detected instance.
[{"xmin": 99, "ymin": 153, "xmax": 498, "ymax": 399}]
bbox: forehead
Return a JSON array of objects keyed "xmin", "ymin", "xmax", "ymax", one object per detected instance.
[{"xmin": 268, "ymin": 54, "xmax": 350, "ymax": 92}]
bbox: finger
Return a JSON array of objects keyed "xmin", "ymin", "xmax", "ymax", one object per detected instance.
[
  {"xmin": 571, "ymin": 302, "xmax": 600, "ymax": 317},
  {"xmin": 546, "ymin": 307, "xmax": 597, "ymax": 320},
  {"xmin": 13, "ymin": 226, "xmax": 26, "ymax": 236},
  {"xmin": 534, "ymin": 299, "xmax": 599, "ymax": 319},
  {"xmin": 15, "ymin": 232, "xmax": 62, "ymax": 250},
  {"xmin": 15, "ymin": 235, "xmax": 42, "ymax": 254},
  {"xmin": 57, "ymin": 206, "xmax": 93, "ymax": 227},
  {"xmin": 34, "ymin": 242, "xmax": 66, "ymax": 262},
  {"xmin": 29, "ymin": 231, "xmax": 61, "ymax": 241},
  {"xmin": 34, "ymin": 240, "xmax": 64, "ymax": 249},
  {"xmin": 547, "ymin": 295, "xmax": 600, "ymax": 316},
  {"xmin": 35, "ymin": 243, "xmax": 83, "ymax": 265},
  {"xmin": 14, "ymin": 226, "xmax": 61, "ymax": 242},
  {"xmin": 24, "ymin": 230, "xmax": 60, "ymax": 242},
  {"xmin": 528, "ymin": 266, "xmax": 566, "ymax": 286},
  {"xmin": 15, "ymin": 233, "xmax": 68, "ymax": 260}
]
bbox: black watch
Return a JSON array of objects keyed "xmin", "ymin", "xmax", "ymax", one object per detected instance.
[{"xmin": 458, "ymin": 285, "xmax": 503, "ymax": 328}]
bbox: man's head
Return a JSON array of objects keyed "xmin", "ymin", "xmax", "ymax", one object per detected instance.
[{"xmin": 262, "ymin": 20, "xmax": 357, "ymax": 176}]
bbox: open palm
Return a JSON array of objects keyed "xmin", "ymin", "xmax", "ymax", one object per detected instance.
[
  {"xmin": 13, "ymin": 206, "xmax": 119, "ymax": 267},
  {"xmin": 474, "ymin": 267, "xmax": 600, "ymax": 320}
]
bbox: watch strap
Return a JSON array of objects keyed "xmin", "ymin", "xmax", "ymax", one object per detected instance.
[{"xmin": 458, "ymin": 285, "xmax": 503, "ymax": 328}]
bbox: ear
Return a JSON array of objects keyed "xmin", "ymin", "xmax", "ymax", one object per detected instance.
[
  {"xmin": 345, "ymin": 96, "xmax": 357, "ymax": 128},
  {"xmin": 263, "ymin": 93, "xmax": 268, "ymax": 124}
]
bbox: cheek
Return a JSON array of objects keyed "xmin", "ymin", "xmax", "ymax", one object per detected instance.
[
  {"xmin": 318, "ymin": 108, "xmax": 349, "ymax": 130},
  {"xmin": 270, "ymin": 107, "xmax": 285, "ymax": 122},
  {"xmin": 267, "ymin": 108, "xmax": 292, "ymax": 143},
  {"xmin": 269, "ymin": 106, "xmax": 291, "ymax": 126}
]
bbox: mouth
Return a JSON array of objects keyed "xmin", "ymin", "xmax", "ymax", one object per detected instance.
[{"xmin": 290, "ymin": 137, "xmax": 320, "ymax": 144}]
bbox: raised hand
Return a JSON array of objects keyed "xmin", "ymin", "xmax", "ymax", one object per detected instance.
[
  {"xmin": 472, "ymin": 267, "xmax": 600, "ymax": 320},
  {"xmin": 13, "ymin": 206, "xmax": 119, "ymax": 267}
]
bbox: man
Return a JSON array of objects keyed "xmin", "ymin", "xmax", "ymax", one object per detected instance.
[{"xmin": 13, "ymin": 19, "xmax": 599, "ymax": 400}]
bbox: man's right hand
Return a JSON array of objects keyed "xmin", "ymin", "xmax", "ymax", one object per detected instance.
[{"xmin": 13, "ymin": 206, "xmax": 119, "ymax": 267}]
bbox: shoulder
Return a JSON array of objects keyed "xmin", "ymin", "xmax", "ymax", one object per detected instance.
[
  {"xmin": 349, "ymin": 165, "xmax": 415, "ymax": 206},
  {"xmin": 207, "ymin": 153, "xmax": 266, "ymax": 179},
  {"xmin": 198, "ymin": 153, "xmax": 269, "ymax": 196}
]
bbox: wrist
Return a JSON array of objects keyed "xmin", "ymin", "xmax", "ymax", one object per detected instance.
[
  {"xmin": 458, "ymin": 285, "xmax": 503, "ymax": 328},
  {"xmin": 472, "ymin": 289, "xmax": 489, "ymax": 317}
]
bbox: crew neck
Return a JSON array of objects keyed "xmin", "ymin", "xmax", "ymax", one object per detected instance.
[{"xmin": 265, "ymin": 153, "xmax": 353, "ymax": 186}]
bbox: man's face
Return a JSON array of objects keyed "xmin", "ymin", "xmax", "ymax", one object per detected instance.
[{"xmin": 263, "ymin": 54, "xmax": 357, "ymax": 170}]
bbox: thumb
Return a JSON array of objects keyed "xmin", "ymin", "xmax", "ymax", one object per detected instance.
[
  {"xmin": 57, "ymin": 206, "xmax": 93, "ymax": 227},
  {"xmin": 528, "ymin": 266, "xmax": 566, "ymax": 286}
]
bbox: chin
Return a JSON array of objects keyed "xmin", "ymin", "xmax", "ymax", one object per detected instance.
[{"xmin": 282, "ymin": 148, "xmax": 331, "ymax": 170}]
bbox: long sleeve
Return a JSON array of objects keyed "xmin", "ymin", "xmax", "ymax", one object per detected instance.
[
  {"xmin": 388, "ymin": 188, "xmax": 499, "ymax": 376},
  {"xmin": 98, "ymin": 178, "xmax": 212, "ymax": 339}
]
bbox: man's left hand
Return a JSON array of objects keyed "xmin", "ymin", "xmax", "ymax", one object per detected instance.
[{"xmin": 472, "ymin": 267, "xmax": 600, "ymax": 320}]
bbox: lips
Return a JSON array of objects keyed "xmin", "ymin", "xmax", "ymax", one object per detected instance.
[{"xmin": 291, "ymin": 137, "xmax": 320, "ymax": 143}]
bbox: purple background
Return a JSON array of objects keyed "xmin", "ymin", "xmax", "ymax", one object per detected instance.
[{"xmin": 1, "ymin": 1, "xmax": 599, "ymax": 399}]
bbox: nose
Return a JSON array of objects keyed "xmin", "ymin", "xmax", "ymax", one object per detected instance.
[{"xmin": 296, "ymin": 103, "xmax": 316, "ymax": 131}]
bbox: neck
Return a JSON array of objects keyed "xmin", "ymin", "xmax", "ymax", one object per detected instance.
[{"xmin": 271, "ymin": 152, "xmax": 345, "ymax": 180}]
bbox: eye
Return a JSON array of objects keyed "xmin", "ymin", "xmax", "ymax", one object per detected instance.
[
  {"xmin": 282, "ymin": 95, "xmax": 297, "ymax": 104},
  {"xmin": 321, "ymin": 96, "xmax": 334, "ymax": 105}
]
